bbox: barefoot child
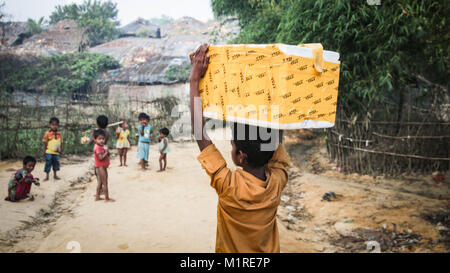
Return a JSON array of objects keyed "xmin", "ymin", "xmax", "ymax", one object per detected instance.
[
  {"xmin": 43, "ymin": 117, "xmax": 63, "ymax": 181},
  {"xmin": 137, "ymin": 113, "xmax": 152, "ymax": 170},
  {"xmin": 190, "ymin": 44, "xmax": 290, "ymax": 253},
  {"xmin": 157, "ymin": 128, "xmax": 170, "ymax": 172},
  {"xmin": 93, "ymin": 129, "xmax": 114, "ymax": 202},
  {"xmin": 88, "ymin": 115, "xmax": 110, "ymax": 194},
  {"xmin": 116, "ymin": 120, "xmax": 131, "ymax": 167},
  {"xmin": 5, "ymin": 156, "xmax": 40, "ymax": 202}
]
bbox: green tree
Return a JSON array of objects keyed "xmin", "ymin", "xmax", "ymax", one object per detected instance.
[
  {"xmin": 1, "ymin": 1, "xmax": 8, "ymax": 47},
  {"xmin": 0, "ymin": 1, "xmax": 4, "ymax": 21},
  {"xmin": 165, "ymin": 63, "xmax": 191, "ymax": 82},
  {"xmin": 26, "ymin": 17, "xmax": 46, "ymax": 35},
  {"xmin": 212, "ymin": 0, "xmax": 282, "ymax": 27},
  {"xmin": 49, "ymin": 2, "xmax": 81, "ymax": 23},
  {"xmin": 49, "ymin": 0, "xmax": 119, "ymax": 46},
  {"xmin": 0, "ymin": 1, "xmax": 8, "ymax": 25},
  {"xmin": 212, "ymin": 0, "xmax": 449, "ymax": 116},
  {"xmin": 0, "ymin": 52, "xmax": 119, "ymax": 96}
]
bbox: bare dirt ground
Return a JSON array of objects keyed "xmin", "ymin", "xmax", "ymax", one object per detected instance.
[
  {"xmin": 0, "ymin": 128, "xmax": 448, "ymax": 253},
  {"xmin": 280, "ymin": 130, "xmax": 449, "ymax": 253}
]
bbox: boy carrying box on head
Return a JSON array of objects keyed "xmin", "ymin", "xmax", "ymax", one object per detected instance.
[{"xmin": 189, "ymin": 44, "xmax": 291, "ymax": 253}]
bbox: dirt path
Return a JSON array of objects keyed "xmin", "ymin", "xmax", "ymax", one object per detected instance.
[
  {"xmin": 0, "ymin": 154, "xmax": 92, "ymax": 242},
  {"xmin": 279, "ymin": 136, "xmax": 449, "ymax": 253},
  {"xmin": 0, "ymin": 128, "xmax": 448, "ymax": 253},
  {"xmin": 0, "ymin": 142, "xmax": 217, "ymax": 252},
  {"xmin": 0, "ymin": 128, "xmax": 307, "ymax": 253}
]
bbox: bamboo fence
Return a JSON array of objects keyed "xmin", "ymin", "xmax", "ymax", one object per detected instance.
[
  {"xmin": 327, "ymin": 109, "xmax": 450, "ymax": 176},
  {"xmin": 0, "ymin": 94, "xmax": 179, "ymax": 159}
]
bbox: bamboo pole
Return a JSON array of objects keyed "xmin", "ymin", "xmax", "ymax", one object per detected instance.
[
  {"xmin": 336, "ymin": 119, "xmax": 450, "ymax": 125},
  {"xmin": 372, "ymin": 132, "xmax": 450, "ymax": 139},
  {"xmin": 329, "ymin": 143, "xmax": 450, "ymax": 161},
  {"xmin": 407, "ymin": 89, "xmax": 412, "ymax": 174}
]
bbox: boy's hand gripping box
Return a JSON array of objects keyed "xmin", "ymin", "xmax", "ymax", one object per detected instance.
[{"xmin": 198, "ymin": 43, "xmax": 340, "ymax": 129}]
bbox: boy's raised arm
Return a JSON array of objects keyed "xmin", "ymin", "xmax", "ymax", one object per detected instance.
[
  {"xmin": 88, "ymin": 129, "xmax": 95, "ymax": 145},
  {"xmin": 189, "ymin": 44, "xmax": 212, "ymax": 151},
  {"xmin": 268, "ymin": 130, "xmax": 290, "ymax": 167}
]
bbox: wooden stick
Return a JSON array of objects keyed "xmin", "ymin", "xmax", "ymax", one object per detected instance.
[
  {"xmin": 330, "ymin": 143, "xmax": 450, "ymax": 161},
  {"xmin": 373, "ymin": 132, "xmax": 450, "ymax": 139},
  {"xmin": 336, "ymin": 119, "xmax": 450, "ymax": 125},
  {"xmin": 331, "ymin": 130, "xmax": 374, "ymax": 143},
  {"xmin": 107, "ymin": 121, "xmax": 124, "ymax": 128}
]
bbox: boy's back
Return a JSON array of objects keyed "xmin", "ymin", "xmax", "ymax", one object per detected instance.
[
  {"xmin": 190, "ymin": 44, "xmax": 291, "ymax": 253},
  {"xmin": 198, "ymin": 143, "xmax": 290, "ymax": 253}
]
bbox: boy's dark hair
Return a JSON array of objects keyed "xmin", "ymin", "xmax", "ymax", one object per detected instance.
[
  {"xmin": 231, "ymin": 123, "xmax": 278, "ymax": 168},
  {"xmin": 96, "ymin": 115, "xmax": 109, "ymax": 129},
  {"xmin": 23, "ymin": 156, "xmax": 36, "ymax": 165},
  {"xmin": 159, "ymin": 127, "xmax": 170, "ymax": 136},
  {"xmin": 49, "ymin": 117, "xmax": 59, "ymax": 124},
  {"xmin": 93, "ymin": 129, "xmax": 106, "ymax": 139},
  {"xmin": 138, "ymin": 112, "xmax": 150, "ymax": 121}
]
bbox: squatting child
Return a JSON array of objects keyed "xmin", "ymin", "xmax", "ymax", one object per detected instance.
[
  {"xmin": 189, "ymin": 44, "xmax": 291, "ymax": 253},
  {"xmin": 5, "ymin": 156, "xmax": 40, "ymax": 202}
]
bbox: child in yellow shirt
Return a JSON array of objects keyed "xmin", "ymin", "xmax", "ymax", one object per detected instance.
[
  {"xmin": 189, "ymin": 44, "xmax": 291, "ymax": 253},
  {"xmin": 116, "ymin": 120, "xmax": 131, "ymax": 167},
  {"xmin": 43, "ymin": 117, "xmax": 63, "ymax": 181}
]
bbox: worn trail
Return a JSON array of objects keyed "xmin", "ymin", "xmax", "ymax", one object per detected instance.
[{"xmin": 0, "ymin": 129, "xmax": 306, "ymax": 253}]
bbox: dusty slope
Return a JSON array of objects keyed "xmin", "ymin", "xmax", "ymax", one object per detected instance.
[
  {"xmin": 0, "ymin": 127, "xmax": 448, "ymax": 253},
  {"xmin": 0, "ymin": 128, "xmax": 312, "ymax": 253}
]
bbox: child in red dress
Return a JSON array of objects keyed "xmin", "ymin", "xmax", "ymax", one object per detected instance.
[{"xmin": 93, "ymin": 129, "xmax": 114, "ymax": 202}]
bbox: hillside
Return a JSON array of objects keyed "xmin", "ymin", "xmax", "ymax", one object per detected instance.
[{"xmin": 1, "ymin": 16, "xmax": 239, "ymax": 86}]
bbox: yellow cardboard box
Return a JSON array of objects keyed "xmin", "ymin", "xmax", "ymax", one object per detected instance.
[{"xmin": 199, "ymin": 43, "xmax": 340, "ymax": 129}]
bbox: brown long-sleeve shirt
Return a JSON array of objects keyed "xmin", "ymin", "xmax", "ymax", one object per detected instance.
[{"xmin": 197, "ymin": 143, "xmax": 291, "ymax": 253}]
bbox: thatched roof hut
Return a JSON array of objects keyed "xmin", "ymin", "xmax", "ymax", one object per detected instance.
[{"xmin": 119, "ymin": 18, "xmax": 160, "ymax": 38}]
